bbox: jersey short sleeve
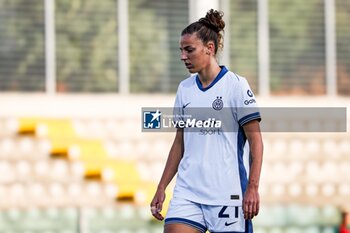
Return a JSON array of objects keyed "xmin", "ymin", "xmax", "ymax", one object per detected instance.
[{"xmin": 233, "ymin": 77, "xmax": 261, "ymax": 126}]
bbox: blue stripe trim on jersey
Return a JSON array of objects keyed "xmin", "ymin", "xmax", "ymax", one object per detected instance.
[
  {"xmin": 237, "ymin": 126, "xmax": 248, "ymax": 196},
  {"xmin": 246, "ymin": 219, "xmax": 253, "ymax": 233},
  {"xmin": 233, "ymin": 73, "xmax": 240, "ymax": 81},
  {"xmin": 196, "ymin": 66, "xmax": 228, "ymax": 92},
  {"xmin": 238, "ymin": 112, "xmax": 261, "ymax": 126},
  {"xmin": 211, "ymin": 231, "xmax": 245, "ymax": 233},
  {"xmin": 165, "ymin": 217, "xmax": 207, "ymax": 232}
]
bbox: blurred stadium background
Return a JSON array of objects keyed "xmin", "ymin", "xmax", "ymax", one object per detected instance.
[{"xmin": 0, "ymin": 0, "xmax": 349, "ymax": 233}]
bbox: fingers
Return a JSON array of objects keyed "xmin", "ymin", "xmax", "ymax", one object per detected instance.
[
  {"xmin": 156, "ymin": 202, "xmax": 163, "ymax": 213},
  {"xmin": 251, "ymin": 200, "xmax": 257, "ymax": 216},
  {"xmin": 243, "ymin": 202, "xmax": 252, "ymax": 220},
  {"xmin": 243, "ymin": 188, "xmax": 260, "ymax": 220},
  {"xmin": 150, "ymin": 205, "xmax": 164, "ymax": 221},
  {"xmin": 243, "ymin": 201, "xmax": 250, "ymax": 219},
  {"xmin": 243, "ymin": 200, "xmax": 259, "ymax": 220},
  {"xmin": 150, "ymin": 194, "xmax": 164, "ymax": 221},
  {"xmin": 255, "ymin": 201, "xmax": 260, "ymax": 216}
]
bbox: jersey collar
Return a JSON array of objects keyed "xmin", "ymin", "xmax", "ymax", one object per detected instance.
[{"xmin": 196, "ymin": 66, "xmax": 228, "ymax": 92}]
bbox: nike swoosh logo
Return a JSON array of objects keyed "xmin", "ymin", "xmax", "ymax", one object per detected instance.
[
  {"xmin": 225, "ymin": 221, "xmax": 238, "ymax": 226},
  {"xmin": 183, "ymin": 102, "xmax": 191, "ymax": 108}
]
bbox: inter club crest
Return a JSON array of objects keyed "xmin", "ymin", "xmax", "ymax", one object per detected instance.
[{"xmin": 212, "ymin": 96, "xmax": 223, "ymax": 111}]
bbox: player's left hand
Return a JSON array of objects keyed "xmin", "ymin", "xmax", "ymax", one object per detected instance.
[{"xmin": 243, "ymin": 185, "xmax": 260, "ymax": 220}]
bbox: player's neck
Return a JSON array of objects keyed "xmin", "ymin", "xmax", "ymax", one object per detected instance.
[{"xmin": 198, "ymin": 63, "xmax": 221, "ymax": 88}]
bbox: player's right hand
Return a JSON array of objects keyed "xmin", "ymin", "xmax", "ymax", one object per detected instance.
[{"xmin": 150, "ymin": 187, "xmax": 166, "ymax": 221}]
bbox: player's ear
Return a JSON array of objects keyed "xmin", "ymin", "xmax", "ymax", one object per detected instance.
[{"xmin": 206, "ymin": 41, "xmax": 215, "ymax": 55}]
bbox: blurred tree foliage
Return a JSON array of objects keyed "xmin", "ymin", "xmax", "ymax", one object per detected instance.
[
  {"xmin": 55, "ymin": 0, "xmax": 118, "ymax": 92},
  {"xmin": 0, "ymin": 0, "xmax": 349, "ymax": 94},
  {"xmin": 128, "ymin": 0, "xmax": 169, "ymax": 93},
  {"xmin": 336, "ymin": 0, "xmax": 350, "ymax": 95},
  {"xmin": 129, "ymin": 0, "xmax": 188, "ymax": 93},
  {"xmin": 0, "ymin": 0, "xmax": 45, "ymax": 91},
  {"xmin": 269, "ymin": 0, "xmax": 326, "ymax": 95},
  {"xmin": 229, "ymin": 0, "xmax": 258, "ymax": 93}
]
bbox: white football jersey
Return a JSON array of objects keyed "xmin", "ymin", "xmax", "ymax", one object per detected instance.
[{"xmin": 172, "ymin": 66, "xmax": 261, "ymax": 206}]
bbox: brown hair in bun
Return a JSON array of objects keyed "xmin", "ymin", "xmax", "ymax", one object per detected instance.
[{"xmin": 181, "ymin": 9, "xmax": 225, "ymax": 54}]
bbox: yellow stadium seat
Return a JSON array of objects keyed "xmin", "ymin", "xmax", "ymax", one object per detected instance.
[
  {"xmin": 18, "ymin": 118, "xmax": 76, "ymax": 138},
  {"xmin": 17, "ymin": 118, "xmax": 36, "ymax": 135},
  {"xmin": 83, "ymin": 159, "xmax": 142, "ymax": 200}
]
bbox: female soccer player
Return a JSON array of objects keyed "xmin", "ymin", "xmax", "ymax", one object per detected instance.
[{"xmin": 150, "ymin": 9, "xmax": 263, "ymax": 233}]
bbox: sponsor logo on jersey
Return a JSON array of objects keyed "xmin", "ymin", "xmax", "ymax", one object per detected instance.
[
  {"xmin": 143, "ymin": 110, "xmax": 161, "ymax": 129},
  {"xmin": 183, "ymin": 102, "xmax": 191, "ymax": 109},
  {"xmin": 244, "ymin": 98, "xmax": 256, "ymax": 105},
  {"xmin": 212, "ymin": 96, "xmax": 223, "ymax": 110},
  {"xmin": 247, "ymin": 89, "xmax": 253, "ymax": 97},
  {"xmin": 225, "ymin": 221, "xmax": 238, "ymax": 226}
]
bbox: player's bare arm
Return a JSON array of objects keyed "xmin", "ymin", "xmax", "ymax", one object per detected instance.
[
  {"xmin": 151, "ymin": 128, "xmax": 184, "ymax": 221},
  {"xmin": 242, "ymin": 120, "xmax": 263, "ymax": 220}
]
